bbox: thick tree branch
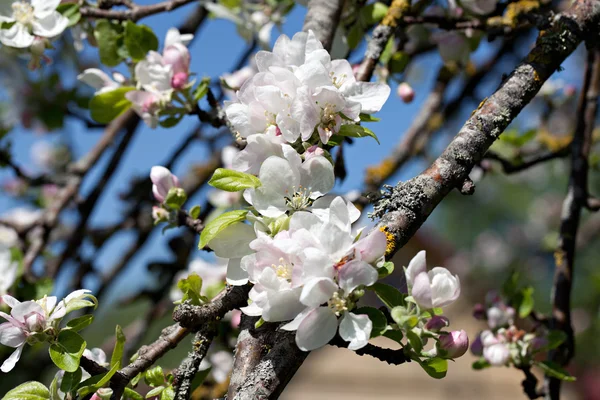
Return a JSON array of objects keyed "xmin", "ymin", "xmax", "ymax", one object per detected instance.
[
  {"xmin": 301, "ymin": 0, "xmax": 345, "ymax": 51},
  {"xmin": 545, "ymin": 47, "xmax": 600, "ymax": 400},
  {"xmin": 371, "ymin": 0, "xmax": 600, "ymax": 258}
]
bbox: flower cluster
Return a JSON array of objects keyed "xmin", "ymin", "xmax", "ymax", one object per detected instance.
[
  {"xmin": 78, "ymin": 28, "xmax": 195, "ymax": 128},
  {"xmin": 0, "ymin": 290, "xmax": 97, "ymax": 372}
]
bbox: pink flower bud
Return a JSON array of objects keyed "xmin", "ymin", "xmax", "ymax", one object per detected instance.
[
  {"xmin": 472, "ymin": 303, "xmax": 486, "ymax": 320},
  {"xmin": 471, "ymin": 333, "xmax": 484, "ymax": 356},
  {"xmin": 163, "ymin": 44, "xmax": 190, "ymax": 76},
  {"xmin": 397, "ymin": 82, "xmax": 415, "ymax": 103},
  {"xmin": 171, "ymin": 72, "xmax": 189, "ymax": 90},
  {"xmin": 304, "ymin": 145, "xmax": 324, "ymax": 160},
  {"xmin": 437, "ymin": 330, "xmax": 469, "ymax": 358},
  {"xmin": 90, "ymin": 395, "xmax": 101, "ymax": 400},
  {"xmin": 150, "ymin": 166, "xmax": 180, "ymax": 203},
  {"xmin": 152, "ymin": 206, "xmax": 169, "ymax": 222},
  {"xmin": 230, "ymin": 309, "xmax": 241, "ymax": 328},
  {"xmin": 425, "ymin": 315, "xmax": 449, "ymax": 332}
]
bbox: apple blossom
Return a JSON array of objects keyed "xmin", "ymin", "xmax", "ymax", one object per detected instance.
[
  {"xmin": 150, "ymin": 166, "xmax": 180, "ymax": 203},
  {"xmin": 397, "ymin": 82, "xmax": 415, "ymax": 103},
  {"xmin": 425, "ymin": 315, "xmax": 450, "ymax": 332},
  {"xmin": 231, "ymin": 131, "xmax": 287, "ymax": 175},
  {"xmin": 404, "ymin": 250, "xmax": 461, "ymax": 310},
  {"xmin": 77, "ymin": 69, "xmax": 122, "ymax": 95},
  {"xmin": 486, "ymin": 303, "xmax": 515, "ymax": 329},
  {"xmin": 480, "ymin": 330, "xmax": 510, "ymax": 366},
  {"xmin": 437, "ymin": 330, "xmax": 469, "ymax": 358},
  {"xmin": 0, "ymin": 0, "xmax": 68, "ymax": 48},
  {"xmin": 126, "ymin": 90, "xmax": 164, "ymax": 129}
]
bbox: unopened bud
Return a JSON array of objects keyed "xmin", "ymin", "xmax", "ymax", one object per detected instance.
[
  {"xmin": 397, "ymin": 82, "xmax": 415, "ymax": 103},
  {"xmin": 150, "ymin": 166, "xmax": 180, "ymax": 203},
  {"xmin": 471, "ymin": 333, "xmax": 484, "ymax": 356},
  {"xmin": 152, "ymin": 206, "xmax": 169, "ymax": 224},
  {"xmin": 437, "ymin": 330, "xmax": 469, "ymax": 358},
  {"xmin": 472, "ymin": 303, "xmax": 485, "ymax": 320},
  {"xmin": 164, "ymin": 187, "xmax": 188, "ymax": 210},
  {"xmin": 425, "ymin": 315, "xmax": 449, "ymax": 332}
]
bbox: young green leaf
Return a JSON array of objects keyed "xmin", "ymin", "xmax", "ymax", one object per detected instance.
[
  {"xmin": 66, "ymin": 315, "xmax": 94, "ymax": 332},
  {"xmin": 383, "ymin": 329, "xmax": 404, "ymax": 344},
  {"xmin": 198, "ymin": 210, "xmax": 248, "ymax": 249},
  {"xmin": 359, "ymin": 114, "xmax": 381, "ymax": 123},
  {"xmin": 94, "ymin": 20, "xmax": 124, "ymax": 67},
  {"xmin": 111, "ymin": 325, "xmax": 126, "ymax": 368},
  {"xmin": 124, "ymin": 21, "xmax": 159, "ymax": 61},
  {"xmin": 160, "ymin": 386, "xmax": 175, "ymax": 400},
  {"xmin": 59, "ymin": 368, "xmax": 82, "ymax": 394},
  {"xmin": 89, "ymin": 87, "xmax": 135, "ymax": 124},
  {"xmin": 194, "ymin": 78, "xmax": 211, "ymax": 101},
  {"xmin": 406, "ymin": 330, "xmax": 423, "ymax": 354},
  {"xmin": 517, "ymin": 286, "xmax": 535, "ymax": 318},
  {"xmin": 189, "ymin": 205, "xmax": 202, "ymax": 219},
  {"xmin": 49, "ymin": 330, "xmax": 87, "ymax": 372},
  {"xmin": 338, "ymin": 124, "xmax": 380, "ymax": 144},
  {"xmin": 419, "ymin": 357, "xmax": 448, "ymax": 379},
  {"xmin": 76, "ymin": 362, "xmax": 120, "ymax": 397},
  {"xmin": 145, "ymin": 366, "xmax": 165, "ymax": 387},
  {"xmin": 354, "ymin": 307, "xmax": 388, "ymax": 338},
  {"xmin": 124, "ymin": 388, "xmax": 145, "ymax": 400},
  {"xmin": 174, "ymin": 273, "xmax": 206, "ymax": 306},
  {"xmin": 4, "ymin": 381, "xmax": 50, "ymax": 400},
  {"xmin": 377, "ymin": 261, "xmax": 394, "ymax": 279},
  {"xmin": 208, "ymin": 168, "xmax": 261, "ymax": 192},
  {"xmin": 369, "ymin": 283, "xmax": 405, "ymax": 309},
  {"xmin": 535, "ymin": 361, "xmax": 576, "ymax": 381},
  {"xmin": 472, "ymin": 358, "xmax": 491, "ymax": 370}
]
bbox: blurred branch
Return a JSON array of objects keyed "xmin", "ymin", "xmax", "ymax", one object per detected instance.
[
  {"xmin": 80, "ymin": 0, "xmax": 207, "ymax": 22},
  {"xmin": 483, "ymin": 146, "xmax": 570, "ymax": 174},
  {"xmin": 371, "ymin": 0, "xmax": 600, "ymax": 257},
  {"xmin": 520, "ymin": 366, "xmax": 545, "ymax": 399},
  {"xmin": 545, "ymin": 47, "xmax": 600, "ymax": 400}
]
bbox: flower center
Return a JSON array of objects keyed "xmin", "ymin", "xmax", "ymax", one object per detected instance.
[
  {"xmin": 327, "ymin": 291, "xmax": 348, "ymax": 315},
  {"xmin": 317, "ymin": 102, "xmax": 341, "ymax": 134},
  {"xmin": 285, "ymin": 186, "xmax": 312, "ymax": 211},
  {"xmin": 272, "ymin": 257, "xmax": 293, "ymax": 280},
  {"xmin": 12, "ymin": 2, "xmax": 34, "ymax": 25},
  {"xmin": 264, "ymin": 110, "xmax": 277, "ymax": 126},
  {"xmin": 330, "ymin": 72, "xmax": 348, "ymax": 89}
]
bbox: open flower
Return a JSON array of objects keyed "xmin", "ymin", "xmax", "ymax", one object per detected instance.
[
  {"xmin": 77, "ymin": 69, "xmax": 122, "ymax": 95},
  {"xmin": 150, "ymin": 166, "xmax": 180, "ymax": 203},
  {"xmin": 479, "ymin": 330, "xmax": 510, "ymax": 366},
  {"xmin": 243, "ymin": 152, "xmax": 334, "ymax": 218},
  {"xmin": 0, "ymin": 0, "xmax": 69, "ymax": 48},
  {"xmin": 404, "ymin": 250, "xmax": 460, "ymax": 309}
]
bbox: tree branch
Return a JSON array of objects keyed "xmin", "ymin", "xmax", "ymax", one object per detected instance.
[
  {"xmin": 545, "ymin": 46, "xmax": 600, "ymax": 400},
  {"xmin": 329, "ymin": 335, "xmax": 410, "ymax": 365},
  {"xmin": 301, "ymin": 0, "xmax": 345, "ymax": 51},
  {"xmin": 483, "ymin": 146, "xmax": 570, "ymax": 174},
  {"xmin": 371, "ymin": 0, "xmax": 600, "ymax": 258},
  {"xmin": 80, "ymin": 0, "xmax": 205, "ymax": 22}
]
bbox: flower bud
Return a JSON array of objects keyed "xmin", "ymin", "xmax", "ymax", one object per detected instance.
[
  {"xmin": 304, "ymin": 145, "xmax": 325, "ymax": 160},
  {"xmin": 437, "ymin": 330, "xmax": 469, "ymax": 358},
  {"xmin": 471, "ymin": 333, "xmax": 484, "ymax": 356},
  {"xmin": 472, "ymin": 303, "xmax": 486, "ymax": 320},
  {"xmin": 397, "ymin": 82, "xmax": 415, "ymax": 103},
  {"xmin": 171, "ymin": 71, "xmax": 189, "ymax": 90},
  {"xmin": 93, "ymin": 388, "xmax": 113, "ymax": 400},
  {"xmin": 486, "ymin": 305, "xmax": 515, "ymax": 329},
  {"xmin": 152, "ymin": 206, "xmax": 169, "ymax": 224},
  {"xmin": 425, "ymin": 315, "xmax": 449, "ymax": 332},
  {"xmin": 164, "ymin": 187, "xmax": 188, "ymax": 210},
  {"xmin": 150, "ymin": 166, "xmax": 180, "ymax": 203}
]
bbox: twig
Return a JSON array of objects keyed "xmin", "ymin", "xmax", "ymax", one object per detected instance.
[
  {"xmin": 484, "ymin": 146, "xmax": 570, "ymax": 174},
  {"xmin": 176, "ymin": 209, "xmax": 204, "ymax": 235},
  {"xmin": 80, "ymin": 0, "xmax": 203, "ymax": 22},
  {"xmin": 329, "ymin": 335, "xmax": 410, "ymax": 365},
  {"xmin": 520, "ymin": 366, "xmax": 545, "ymax": 399},
  {"xmin": 173, "ymin": 323, "xmax": 217, "ymax": 400},
  {"xmin": 370, "ymin": 0, "xmax": 600, "ymax": 257},
  {"xmin": 545, "ymin": 47, "xmax": 600, "ymax": 400}
]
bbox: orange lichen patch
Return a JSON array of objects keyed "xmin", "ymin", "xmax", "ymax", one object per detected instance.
[
  {"xmin": 365, "ymin": 158, "xmax": 395, "ymax": 185},
  {"xmin": 533, "ymin": 69, "xmax": 541, "ymax": 82},
  {"xmin": 471, "ymin": 97, "xmax": 489, "ymax": 116},
  {"xmin": 465, "ymin": 61, "xmax": 477, "ymax": 77},
  {"xmin": 382, "ymin": 0, "xmax": 410, "ymax": 27},
  {"xmin": 554, "ymin": 249, "xmax": 566, "ymax": 268},
  {"xmin": 537, "ymin": 127, "xmax": 572, "ymax": 151},
  {"xmin": 379, "ymin": 226, "xmax": 396, "ymax": 256},
  {"xmin": 504, "ymin": 0, "xmax": 540, "ymax": 27},
  {"xmin": 426, "ymin": 112, "xmax": 444, "ymax": 131}
]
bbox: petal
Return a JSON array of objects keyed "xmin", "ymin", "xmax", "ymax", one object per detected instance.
[
  {"xmin": 411, "ymin": 272, "xmax": 433, "ymax": 309},
  {"xmin": 342, "ymin": 82, "xmax": 391, "ymax": 114},
  {"xmin": 295, "ymin": 307, "xmax": 338, "ymax": 351},
  {"xmin": 77, "ymin": 69, "xmax": 117, "ymax": 91},
  {"xmin": 2, "ymin": 295, "xmax": 20, "ymax": 309},
  {"xmin": 0, "ymin": 23, "xmax": 34, "ymax": 48},
  {"xmin": 281, "ymin": 308, "xmax": 311, "ymax": 331},
  {"xmin": 300, "ymin": 277, "xmax": 337, "ymax": 308},
  {"xmin": 483, "ymin": 343, "xmax": 510, "ymax": 366},
  {"xmin": 300, "ymin": 156, "xmax": 334, "ymax": 198},
  {"xmin": 0, "ymin": 345, "xmax": 23, "ymax": 372},
  {"xmin": 429, "ymin": 267, "xmax": 461, "ymax": 308},
  {"xmin": 32, "ymin": 12, "xmax": 68, "ymax": 38},
  {"xmin": 299, "ymin": 247, "xmax": 334, "ymax": 282},
  {"xmin": 258, "ymin": 156, "xmax": 298, "ymax": 196},
  {"xmin": 263, "ymin": 288, "xmax": 305, "ymax": 322},
  {"xmin": 226, "ymin": 258, "xmax": 248, "ymax": 286},
  {"xmin": 11, "ymin": 301, "xmax": 44, "ymax": 322},
  {"xmin": 405, "ymin": 250, "xmax": 427, "ymax": 288},
  {"xmin": 32, "ymin": 0, "xmax": 61, "ymax": 19},
  {"xmin": 339, "ymin": 312, "xmax": 372, "ymax": 350},
  {"xmin": 353, "ymin": 230, "xmax": 387, "ymax": 264},
  {"xmin": 210, "ymin": 223, "xmax": 255, "ymax": 259},
  {"xmin": 0, "ymin": 323, "xmax": 25, "ymax": 348},
  {"xmin": 338, "ymin": 260, "xmax": 378, "ymax": 294}
]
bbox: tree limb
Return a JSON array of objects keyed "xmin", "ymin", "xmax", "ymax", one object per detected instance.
[{"xmin": 302, "ymin": 0, "xmax": 345, "ymax": 51}]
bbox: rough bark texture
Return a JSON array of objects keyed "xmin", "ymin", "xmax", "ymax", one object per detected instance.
[
  {"xmin": 174, "ymin": 323, "xmax": 217, "ymax": 400},
  {"xmin": 301, "ymin": 0, "xmax": 345, "ymax": 51},
  {"xmin": 371, "ymin": 0, "xmax": 600, "ymax": 258}
]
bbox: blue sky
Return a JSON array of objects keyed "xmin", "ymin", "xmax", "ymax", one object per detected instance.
[{"xmin": 0, "ymin": 1, "xmax": 584, "ymax": 305}]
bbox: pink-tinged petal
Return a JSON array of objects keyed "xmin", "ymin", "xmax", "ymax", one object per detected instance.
[
  {"xmin": 11, "ymin": 301, "xmax": 44, "ymax": 322},
  {"xmin": 1, "ymin": 345, "xmax": 23, "ymax": 372},
  {"xmin": 483, "ymin": 343, "xmax": 510, "ymax": 366},
  {"xmin": 338, "ymin": 260, "xmax": 378, "ymax": 294},
  {"xmin": 405, "ymin": 250, "xmax": 427, "ymax": 288},
  {"xmin": 0, "ymin": 323, "xmax": 26, "ymax": 348},
  {"xmin": 339, "ymin": 312, "xmax": 372, "ymax": 350},
  {"xmin": 1, "ymin": 295, "xmax": 19, "ymax": 309},
  {"xmin": 353, "ymin": 230, "xmax": 387, "ymax": 264},
  {"xmin": 295, "ymin": 307, "xmax": 338, "ymax": 351},
  {"xmin": 411, "ymin": 272, "xmax": 433, "ymax": 309},
  {"xmin": 300, "ymin": 278, "xmax": 337, "ymax": 308}
]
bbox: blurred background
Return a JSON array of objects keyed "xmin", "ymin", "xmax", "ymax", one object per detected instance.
[{"xmin": 0, "ymin": 0, "xmax": 598, "ymax": 398}]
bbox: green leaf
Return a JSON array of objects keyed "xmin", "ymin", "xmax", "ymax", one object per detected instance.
[
  {"xmin": 159, "ymin": 115, "xmax": 184, "ymax": 128},
  {"xmin": 94, "ymin": 20, "xmax": 124, "ymax": 67},
  {"xmin": 60, "ymin": 368, "xmax": 82, "ymax": 394},
  {"xmin": 347, "ymin": 24, "xmax": 364, "ymax": 50},
  {"xmin": 4, "ymin": 382, "xmax": 50, "ymax": 400},
  {"xmin": 194, "ymin": 78, "xmax": 211, "ymax": 101},
  {"xmin": 174, "ymin": 273, "xmax": 205, "ymax": 306},
  {"xmin": 377, "ymin": 261, "xmax": 394, "ymax": 279},
  {"xmin": 57, "ymin": 3, "xmax": 81, "ymax": 27},
  {"xmin": 338, "ymin": 124, "xmax": 380, "ymax": 144},
  {"xmin": 76, "ymin": 362, "xmax": 120, "ymax": 397},
  {"xmin": 500, "ymin": 128, "xmax": 537, "ymax": 147},
  {"xmin": 419, "ymin": 357, "xmax": 448, "ymax": 379},
  {"xmin": 517, "ymin": 286, "xmax": 535, "ymax": 318},
  {"xmin": 49, "ymin": 330, "xmax": 87, "ymax": 372},
  {"xmin": 383, "ymin": 329, "xmax": 404, "ymax": 344},
  {"xmin": 359, "ymin": 114, "xmax": 381, "ymax": 123},
  {"xmin": 89, "ymin": 87, "xmax": 135, "ymax": 124},
  {"xmin": 189, "ymin": 205, "xmax": 201, "ymax": 219},
  {"xmin": 64, "ymin": 293, "xmax": 98, "ymax": 315},
  {"xmin": 124, "ymin": 388, "xmax": 145, "ymax": 400},
  {"xmin": 198, "ymin": 210, "xmax": 248, "ymax": 249},
  {"xmin": 124, "ymin": 21, "xmax": 159, "ymax": 61},
  {"xmin": 146, "ymin": 386, "xmax": 165, "ymax": 398},
  {"xmin": 209, "ymin": 168, "xmax": 261, "ymax": 192},
  {"xmin": 254, "ymin": 317, "xmax": 265, "ymax": 329},
  {"xmin": 360, "ymin": 1, "xmax": 389, "ymax": 25},
  {"xmin": 164, "ymin": 187, "xmax": 188, "ymax": 210},
  {"xmin": 49, "ymin": 375, "xmax": 61, "ymax": 400},
  {"xmin": 111, "ymin": 325, "xmax": 126, "ymax": 368},
  {"xmin": 160, "ymin": 386, "xmax": 175, "ymax": 400},
  {"xmin": 131, "ymin": 372, "xmax": 142, "ymax": 387},
  {"xmin": 544, "ymin": 330, "xmax": 568, "ymax": 351},
  {"xmin": 389, "ymin": 52, "xmax": 410, "ymax": 74},
  {"xmin": 391, "ymin": 307, "xmax": 418, "ymax": 329},
  {"xmin": 66, "ymin": 315, "xmax": 94, "ymax": 332},
  {"xmin": 406, "ymin": 330, "xmax": 422, "ymax": 354},
  {"xmin": 370, "ymin": 283, "xmax": 405, "ymax": 309},
  {"xmin": 535, "ymin": 361, "xmax": 576, "ymax": 381},
  {"xmin": 355, "ymin": 307, "xmax": 388, "ymax": 338},
  {"xmin": 145, "ymin": 366, "xmax": 165, "ymax": 387},
  {"xmin": 380, "ymin": 37, "xmax": 395, "ymax": 65},
  {"xmin": 472, "ymin": 358, "xmax": 491, "ymax": 370}
]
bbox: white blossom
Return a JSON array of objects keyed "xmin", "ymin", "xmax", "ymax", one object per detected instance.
[{"xmin": 0, "ymin": 0, "xmax": 68, "ymax": 48}]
